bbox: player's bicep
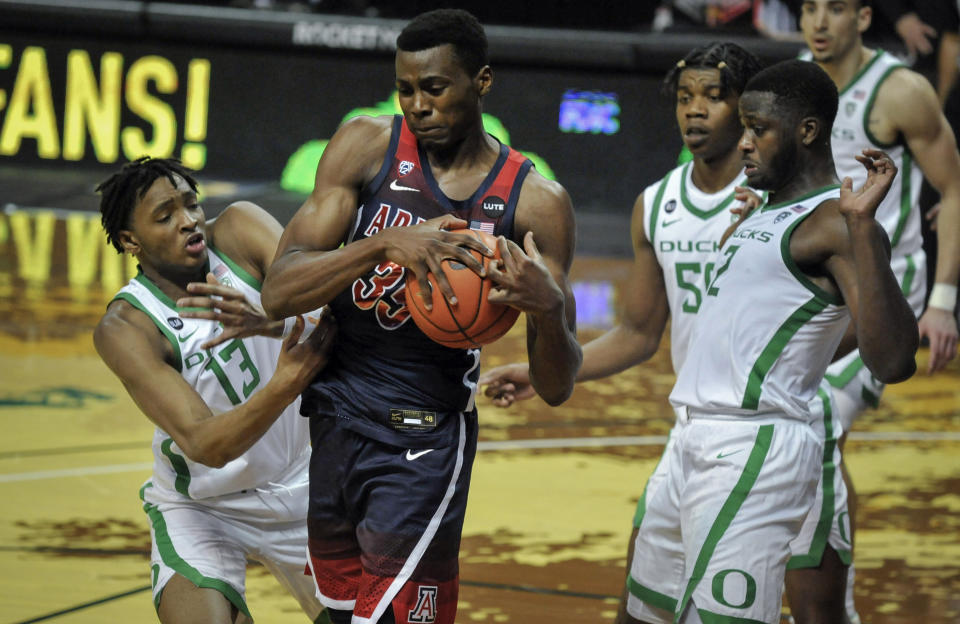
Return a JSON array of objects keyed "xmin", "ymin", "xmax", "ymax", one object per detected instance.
[{"xmin": 893, "ymin": 74, "xmax": 960, "ymax": 193}]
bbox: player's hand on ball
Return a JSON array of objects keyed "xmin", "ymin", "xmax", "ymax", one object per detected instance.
[
  {"xmin": 177, "ymin": 272, "xmax": 282, "ymax": 349},
  {"xmin": 381, "ymin": 215, "xmax": 494, "ymax": 310},
  {"xmin": 479, "ymin": 362, "xmax": 535, "ymax": 407},
  {"xmin": 486, "ymin": 232, "xmax": 563, "ymax": 316}
]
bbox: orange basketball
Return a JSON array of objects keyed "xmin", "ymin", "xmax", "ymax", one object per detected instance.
[{"xmin": 405, "ymin": 228, "xmax": 520, "ymax": 349}]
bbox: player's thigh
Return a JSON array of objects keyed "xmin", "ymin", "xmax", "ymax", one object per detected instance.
[
  {"xmin": 626, "ymin": 427, "xmax": 686, "ymax": 624},
  {"xmin": 679, "ymin": 419, "xmax": 821, "ymax": 624},
  {"xmin": 143, "ymin": 495, "xmax": 251, "ymax": 622},
  {"xmin": 158, "ymin": 573, "xmax": 246, "ymax": 624},
  {"xmin": 353, "ymin": 413, "xmax": 477, "ymax": 624}
]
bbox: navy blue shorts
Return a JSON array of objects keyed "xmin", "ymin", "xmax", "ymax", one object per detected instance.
[{"xmin": 306, "ymin": 411, "xmax": 478, "ymax": 624}]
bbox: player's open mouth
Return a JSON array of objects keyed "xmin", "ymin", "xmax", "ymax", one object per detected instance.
[{"xmin": 185, "ymin": 233, "xmax": 205, "ymax": 253}]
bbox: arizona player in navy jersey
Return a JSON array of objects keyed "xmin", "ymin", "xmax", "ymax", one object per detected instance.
[{"xmin": 261, "ymin": 9, "xmax": 581, "ymax": 624}]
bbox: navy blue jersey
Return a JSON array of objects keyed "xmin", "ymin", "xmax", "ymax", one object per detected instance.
[{"xmin": 303, "ymin": 115, "xmax": 533, "ymax": 448}]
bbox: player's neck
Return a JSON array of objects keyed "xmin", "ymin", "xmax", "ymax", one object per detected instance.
[
  {"xmin": 767, "ymin": 156, "xmax": 839, "ymax": 206},
  {"xmin": 423, "ymin": 127, "xmax": 499, "ymax": 173},
  {"xmin": 140, "ymin": 262, "xmax": 206, "ymax": 303},
  {"xmin": 817, "ymin": 44, "xmax": 873, "ymax": 92},
  {"xmin": 691, "ymin": 148, "xmax": 743, "ymax": 194}
]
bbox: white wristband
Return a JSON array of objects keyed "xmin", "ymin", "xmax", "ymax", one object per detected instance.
[
  {"xmin": 928, "ymin": 283, "xmax": 958, "ymax": 312},
  {"xmin": 281, "ymin": 316, "xmax": 298, "ymax": 339}
]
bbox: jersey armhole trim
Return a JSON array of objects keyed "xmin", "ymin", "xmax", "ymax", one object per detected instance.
[{"xmin": 112, "ymin": 291, "xmax": 183, "ymax": 372}]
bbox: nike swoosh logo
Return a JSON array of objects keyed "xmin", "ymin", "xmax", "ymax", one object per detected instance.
[
  {"xmin": 177, "ymin": 327, "xmax": 199, "ymax": 343},
  {"xmin": 405, "ymin": 449, "xmax": 434, "ymax": 461},
  {"xmin": 716, "ymin": 450, "xmax": 743, "ymax": 459},
  {"xmin": 390, "ymin": 179, "xmax": 420, "ymax": 192},
  {"xmin": 662, "ymin": 218, "xmax": 682, "ymax": 228}
]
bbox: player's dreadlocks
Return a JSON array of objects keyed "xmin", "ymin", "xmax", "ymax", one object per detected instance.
[
  {"xmin": 662, "ymin": 41, "xmax": 764, "ymax": 100},
  {"xmin": 97, "ymin": 156, "xmax": 199, "ymax": 253}
]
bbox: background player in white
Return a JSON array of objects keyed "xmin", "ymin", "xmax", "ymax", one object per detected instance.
[
  {"xmin": 481, "ymin": 42, "xmax": 857, "ymax": 624},
  {"xmin": 94, "ymin": 157, "xmax": 335, "ymax": 624},
  {"xmin": 801, "ymin": 1, "xmax": 960, "ymax": 618},
  {"xmin": 626, "ymin": 59, "xmax": 918, "ymax": 624},
  {"xmin": 480, "ymin": 42, "xmax": 764, "ymax": 622}
]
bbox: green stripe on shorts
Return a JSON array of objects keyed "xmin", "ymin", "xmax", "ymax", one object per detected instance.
[{"xmin": 675, "ymin": 424, "xmax": 774, "ymax": 622}]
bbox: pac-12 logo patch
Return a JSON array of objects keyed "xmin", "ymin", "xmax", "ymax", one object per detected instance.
[
  {"xmin": 167, "ymin": 317, "xmax": 184, "ymax": 330},
  {"xmin": 482, "ymin": 195, "xmax": 506, "ymax": 219},
  {"xmin": 408, "ymin": 586, "xmax": 438, "ymax": 623},
  {"xmin": 774, "ymin": 211, "xmax": 792, "ymax": 224},
  {"xmin": 398, "ymin": 160, "xmax": 415, "ymax": 176}
]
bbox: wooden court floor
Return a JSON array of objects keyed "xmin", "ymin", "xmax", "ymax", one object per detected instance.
[{"xmin": 1, "ymin": 230, "xmax": 958, "ymax": 623}]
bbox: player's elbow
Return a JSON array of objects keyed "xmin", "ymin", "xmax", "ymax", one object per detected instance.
[
  {"xmin": 179, "ymin": 439, "xmax": 232, "ymax": 468},
  {"xmin": 874, "ymin": 355, "xmax": 917, "ymax": 384},
  {"xmin": 260, "ymin": 282, "xmax": 287, "ymax": 321}
]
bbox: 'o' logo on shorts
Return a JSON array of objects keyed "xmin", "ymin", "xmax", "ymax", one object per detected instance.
[{"xmin": 711, "ymin": 569, "xmax": 757, "ymax": 609}]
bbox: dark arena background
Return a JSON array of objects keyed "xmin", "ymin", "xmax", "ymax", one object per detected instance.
[{"xmin": 1, "ymin": 1, "xmax": 958, "ymax": 622}]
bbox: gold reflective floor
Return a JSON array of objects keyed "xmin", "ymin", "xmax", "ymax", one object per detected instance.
[{"xmin": 1, "ymin": 252, "xmax": 958, "ymax": 624}]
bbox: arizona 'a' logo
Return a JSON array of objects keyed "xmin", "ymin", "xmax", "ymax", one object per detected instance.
[{"xmin": 408, "ymin": 585, "xmax": 438, "ymax": 623}]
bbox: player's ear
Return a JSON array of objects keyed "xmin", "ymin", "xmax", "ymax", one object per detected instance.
[
  {"xmin": 799, "ymin": 116, "xmax": 821, "ymax": 146},
  {"xmin": 475, "ymin": 65, "xmax": 492, "ymax": 97},
  {"xmin": 856, "ymin": 5, "xmax": 872, "ymax": 34},
  {"xmin": 117, "ymin": 230, "xmax": 140, "ymax": 256}
]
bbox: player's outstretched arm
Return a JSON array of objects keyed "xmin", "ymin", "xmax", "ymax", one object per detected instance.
[
  {"xmin": 486, "ymin": 174, "xmax": 581, "ymax": 405},
  {"xmin": 829, "ymin": 150, "xmax": 919, "ymax": 383},
  {"xmin": 480, "ymin": 192, "xmax": 669, "ymax": 407},
  {"xmin": 262, "ymin": 116, "xmax": 492, "ymax": 319},
  {"xmin": 94, "ymin": 307, "xmax": 336, "ymax": 467},
  {"xmin": 885, "ymin": 70, "xmax": 960, "ymax": 373}
]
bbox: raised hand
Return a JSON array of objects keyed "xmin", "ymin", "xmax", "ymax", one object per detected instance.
[
  {"xmin": 479, "ymin": 362, "xmax": 535, "ymax": 407},
  {"xmin": 839, "ymin": 149, "xmax": 898, "ymax": 221},
  {"xmin": 178, "ymin": 273, "xmax": 283, "ymax": 349},
  {"xmin": 380, "ymin": 215, "xmax": 494, "ymax": 310}
]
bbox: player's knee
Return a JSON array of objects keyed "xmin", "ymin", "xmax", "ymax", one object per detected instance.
[{"xmin": 327, "ymin": 608, "xmax": 353, "ymax": 624}]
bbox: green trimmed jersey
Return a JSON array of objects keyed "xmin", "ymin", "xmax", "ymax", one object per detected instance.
[
  {"xmin": 113, "ymin": 248, "xmax": 309, "ymax": 499},
  {"xmin": 642, "ymin": 161, "xmax": 746, "ymax": 372},
  {"xmin": 669, "ymin": 186, "xmax": 850, "ymax": 421},
  {"xmin": 813, "ymin": 49, "xmax": 924, "ymax": 256}
]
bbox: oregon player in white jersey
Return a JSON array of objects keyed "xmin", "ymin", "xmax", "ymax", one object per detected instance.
[
  {"xmin": 479, "ymin": 43, "xmax": 769, "ymax": 623},
  {"xmin": 94, "ymin": 157, "xmax": 335, "ymax": 624},
  {"xmin": 627, "ymin": 60, "xmax": 918, "ymax": 624}
]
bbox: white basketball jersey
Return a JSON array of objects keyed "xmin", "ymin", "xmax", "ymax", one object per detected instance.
[
  {"xmin": 113, "ymin": 248, "xmax": 309, "ymax": 499},
  {"xmin": 670, "ymin": 186, "xmax": 850, "ymax": 422},
  {"xmin": 826, "ymin": 50, "xmax": 924, "ymax": 256},
  {"xmin": 642, "ymin": 162, "xmax": 749, "ymax": 372}
]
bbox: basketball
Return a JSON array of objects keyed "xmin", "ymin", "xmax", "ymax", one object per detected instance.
[{"xmin": 405, "ymin": 228, "xmax": 521, "ymax": 348}]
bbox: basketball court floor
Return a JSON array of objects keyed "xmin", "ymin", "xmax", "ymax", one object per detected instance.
[{"xmin": 1, "ymin": 178, "xmax": 958, "ymax": 623}]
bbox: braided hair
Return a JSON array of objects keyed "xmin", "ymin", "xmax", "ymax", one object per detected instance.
[
  {"xmin": 96, "ymin": 156, "xmax": 199, "ymax": 253},
  {"xmin": 662, "ymin": 42, "xmax": 764, "ymax": 100}
]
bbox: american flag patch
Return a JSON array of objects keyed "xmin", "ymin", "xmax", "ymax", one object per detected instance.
[
  {"xmin": 213, "ymin": 264, "xmax": 228, "ymax": 278},
  {"xmin": 854, "ymin": 90, "xmax": 866, "ymax": 100},
  {"xmin": 470, "ymin": 220, "xmax": 495, "ymax": 234}
]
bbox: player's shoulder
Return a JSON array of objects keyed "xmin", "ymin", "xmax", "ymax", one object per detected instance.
[
  {"xmin": 518, "ymin": 166, "xmax": 572, "ymax": 213},
  {"xmin": 335, "ymin": 114, "xmax": 396, "ymax": 145},
  {"xmin": 95, "ymin": 297, "xmax": 164, "ymax": 360},
  {"xmin": 875, "ymin": 64, "xmax": 936, "ymax": 109}
]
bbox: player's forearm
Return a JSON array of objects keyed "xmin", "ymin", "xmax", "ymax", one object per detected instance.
[
  {"xmin": 181, "ymin": 379, "xmax": 300, "ymax": 468},
  {"xmin": 577, "ymin": 325, "xmax": 661, "ymax": 382},
  {"xmin": 932, "ymin": 193, "xmax": 960, "ymax": 287},
  {"xmin": 526, "ymin": 305, "xmax": 582, "ymax": 406},
  {"xmin": 847, "ymin": 217, "xmax": 918, "ymax": 382},
  {"xmin": 262, "ymin": 238, "xmax": 386, "ymax": 319}
]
